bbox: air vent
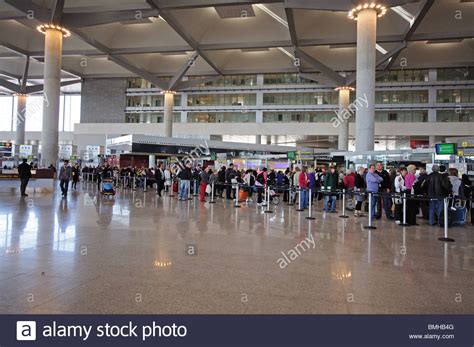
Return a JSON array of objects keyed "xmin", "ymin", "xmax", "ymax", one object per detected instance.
[
  {"xmin": 119, "ymin": 18, "xmax": 153, "ymax": 25},
  {"xmin": 214, "ymin": 5, "xmax": 255, "ymax": 19}
]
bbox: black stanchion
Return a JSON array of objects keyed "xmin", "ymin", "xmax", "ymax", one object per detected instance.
[
  {"xmin": 305, "ymin": 188, "xmax": 315, "ymax": 220},
  {"xmin": 193, "ymin": 180, "xmax": 198, "ymax": 196},
  {"xmin": 364, "ymin": 192, "xmax": 377, "ymax": 230},
  {"xmin": 187, "ymin": 180, "xmax": 192, "ymax": 200},
  {"xmin": 438, "ymin": 197, "xmax": 455, "ymax": 242},
  {"xmin": 339, "ymin": 189, "xmax": 349, "ymax": 219}
]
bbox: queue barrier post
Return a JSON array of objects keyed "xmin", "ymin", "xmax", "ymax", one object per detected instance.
[
  {"xmin": 339, "ymin": 189, "xmax": 349, "ymax": 219},
  {"xmin": 264, "ymin": 185, "xmax": 273, "ymax": 214},
  {"xmin": 438, "ymin": 197, "xmax": 455, "ymax": 242},
  {"xmin": 132, "ymin": 177, "xmax": 136, "ymax": 191},
  {"xmin": 188, "ymin": 180, "xmax": 192, "ymax": 200},
  {"xmin": 234, "ymin": 184, "xmax": 241, "ymax": 208},
  {"xmin": 399, "ymin": 192, "xmax": 410, "ymax": 227},
  {"xmin": 364, "ymin": 192, "xmax": 377, "ymax": 230},
  {"xmin": 143, "ymin": 177, "xmax": 147, "ymax": 192},
  {"xmin": 209, "ymin": 181, "xmax": 216, "ymax": 204},
  {"xmin": 287, "ymin": 186, "xmax": 294, "ymax": 206},
  {"xmin": 296, "ymin": 188, "xmax": 304, "ymax": 212},
  {"xmin": 305, "ymin": 188, "xmax": 315, "ymax": 220},
  {"xmin": 193, "ymin": 180, "xmax": 198, "ymax": 196}
]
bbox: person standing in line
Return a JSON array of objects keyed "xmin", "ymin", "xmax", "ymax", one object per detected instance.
[
  {"xmin": 71, "ymin": 164, "xmax": 80, "ymax": 190},
  {"xmin": 422, "ymin": 164, "xmax": 452, "ymax": 226},
  {"xmin": 298, "ymin": 166, "xmax": 309, "ymax": 209},
  {"xmin": 225, "ymin": 164, "xmax": 235, "ymax": 200},
  {"xmin": 155, "ymin": 162, "xmax": 165, "ymax": 197},
  {"xmin": 375, "ymin": 162, "xmax": 394, "ymax": 220},
  {"xmin": 366, "ymin": 164, "xmax": 383, "ymax": 219},
  {"xmin": 354, "ymin": 166, "xmax": 366, "ymax": 217},
  {"xmin": 199, "ymin": 166, "xmax": 210, "ymax": 202},
  {"xmin": 17, "ymin": 158, "xmax": 32, "ymax": 197},
  {"xmin": 217, "ymin": 166, "xmax": 226, "ymax": 198},
  {"xmin": 59, "ymin": 160, "xmax": 72, "ymax": 197},
  {"xmin": 323, "ymin": 166, "xmax": 339, "ymax": 213},
  {"xmin": 394, "ymin": 167, "xmax": 408, "ymax": 224},
  {"xmin": 178, "ymin": 162, "xmax": 192, "ymax": 201}
]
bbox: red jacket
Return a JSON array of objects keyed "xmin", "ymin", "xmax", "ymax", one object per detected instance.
[
  {"xmin": 343, "ymin": 173, "xmax": 355, "ymax": 189},
  {"xmin": 298, "ymin": 171, "xmax": 309, "ymax": 188}
]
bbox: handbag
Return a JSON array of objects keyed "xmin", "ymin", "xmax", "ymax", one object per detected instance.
[{"xmin": 205, "ymin": 184, "xmax": 212, "ymax": 194}]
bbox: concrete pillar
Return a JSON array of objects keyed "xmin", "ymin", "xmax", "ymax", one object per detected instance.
[
  {"xmin": 255, "ymin": 135, "xmax": 261, "ymax": 144},
  {"xmin": 145, "ymin": 114, "xmax": 151, "ymax": 123},
  {"xmin": 337, "ymin": 88, "xmax": 351, "ymax": 151},
  {"xmin": 164, "ymin": 92, "xmax": 174, "ymax": 137},
  {"xmin": 429, "ymin": 136, "xmax": 436, "ymax": 148},
  {"xmin": 148, "ymin": 154, "xmax": 156, "ymax": 168},
  {"xmin": 272, "ymin": 135, "xmax": 278, "ymax": 144},
  {"xmin": 41, "ymin": 28, "xmax": 63, "ymax": 167},
  {"xmin": 139, "ymin": 114, "xmax": 144, "ymax": 123},
  {"xmin": 266, "ymin": 136, "xmax": 271, "ymax": 145},
  {"xmin": 355, "ymin": 9, "xmax": 377, "ymax": 152},
  {"xmin": 15, "ymin": 94, "xmax": 27, "ymax": 155}
]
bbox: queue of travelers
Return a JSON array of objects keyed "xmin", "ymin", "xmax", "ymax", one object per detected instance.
[{"xmin": 15, "ymin": 158, "xmax": 474, "ymax": 226}]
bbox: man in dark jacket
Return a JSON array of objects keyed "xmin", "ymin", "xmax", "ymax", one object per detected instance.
[
  {"xmin": 423, "ymin": 165, "xmax": 452, "ymax": 225},
  {"xmin": 155, "ymin": 162, "xmax": 165, "ymax": 197},
  {"xmin": 323, "ymin": 166, "xmax": 339, "ymax": 213},
  {"xmin": 375, "ymin": 162, "xmax": 394, "ymax": 220},
  {"xmin": 217, "ymin": 166, "xmax": 226, "ymax": 198},
  {"xmin": 59, "ymin": 160, "xmax": 72, "ymax": 197},
  {"xmin": 17, "ymin": 158, "xmax": 32, "ymax": 197},
  {"xmin": 225, "ymin": 164, "xmax": 235, "ymax": 200}
]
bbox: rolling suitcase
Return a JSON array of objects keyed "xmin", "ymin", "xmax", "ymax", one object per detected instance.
[
  {"xmin": 239, "ymin": 189, "xmax": 248, "ymax": 202},
  {"xmin": 451, "ymin": 200, "xmax": 467, "ymax": 227}
]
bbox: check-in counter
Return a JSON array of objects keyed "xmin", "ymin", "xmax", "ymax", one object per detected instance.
[{"xmin": 0, "ymin": 169, "xmax": 55, "ymax": 192}]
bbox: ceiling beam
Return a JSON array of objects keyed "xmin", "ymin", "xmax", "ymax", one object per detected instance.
[
  {"xmin": 51, "ymin": 0, "xmax": 65, "ymax": 25},
  {"xmin": 386, "ymin": 0, "xmax": 434, "ymax": 69},
  {"xmin": 4, "ymin": 0, "xmax": 50, "ymax": 22},
  {"xmin": 154, "ymin": 0, "xmax": 278, "ymax": 10},
  {"xmin": 148, "ymin": 0, "xmax": 223, "ymax": 74},
  {"xmin": 61, "ymin": 9, "xmax": 159, "ymax": 28},
  {"xmin": 25, "ymin": 79, "xmax": 81, "ymax": 94},
  {"xmin": 20, "ymin": 56, "xmax": 30, "ymax": 91},
  {"xmin": 0, "ymin": 78, "xmax": 21, "ymax": 93},
  {"xmin": 294, "ymin": 47, "xmax": 345, "ymax": 86},
  {"xmin": 167, "ymin": 51, "xmax": 199, "ymax": 90},
  {"xmin": 284, "ymin": 7, "xmax": 298, "ymax": 46}
]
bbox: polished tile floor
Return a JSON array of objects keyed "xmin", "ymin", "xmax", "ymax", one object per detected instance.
[{"xmin": 0, "ymin": 182, "xmax": 473, "ymax": 314}]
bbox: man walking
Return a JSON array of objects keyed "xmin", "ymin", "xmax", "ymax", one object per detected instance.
[
  {"xmin": 17, "ymin": 158, "xmax": 31, "ymax": 197},
  {"xmin": 59, "ymin": 160, "xmax": 72, "ymax": 197}
]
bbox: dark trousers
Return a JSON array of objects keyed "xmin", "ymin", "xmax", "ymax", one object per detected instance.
[
  {"xmin": 20, "ymin": 178, "xmax": 29, "ymax": 196},
  {"xmin": 60, "ymin": 179, "xmax": 69, "ymax": 195},
  {"xmin": 226, "ymin": 183, "xmax": 233, "ymax": 199},
  {"xmin": 376, "ymin": 194, "xmax": 393, "ymax": 219},
  {"xmin": 157, "ymin": 180, "xmax": 164, "ymax": 196}
]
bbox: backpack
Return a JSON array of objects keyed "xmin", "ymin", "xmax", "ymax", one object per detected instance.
[{"xmin": 440, "ymin": 176, "xmax": 452, "ymax": 196}]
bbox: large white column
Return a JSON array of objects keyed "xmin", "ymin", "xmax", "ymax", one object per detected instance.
[
  {"xmin": 148, "ymin": 154, "xmax": 156, "ymax": 168},
  {"xmin": 355, "ymin": 9, "xmax": 377, "ymax": 152},
  {"xmin": 15, "ymin": 94, "xmax": 27, "ymax": 155},
  {"xmin": 163, "ymin": 91, "xmax": 174, "ymax": 137},
  {"xmin": 41, "ymin": 28, "xmax": 63, "ymax": 167},
  {"xmin": 337, "ymin": 88, "xmax": 351, "ymax": 151},
  {"xmin": 255, "ymin": 135, "xmax": 261, "ymax": 144}
]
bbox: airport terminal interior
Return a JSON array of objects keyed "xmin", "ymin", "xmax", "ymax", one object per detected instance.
[{"xmin": 0, "ymin": 0, "xmax": 473, "ymax": 314}]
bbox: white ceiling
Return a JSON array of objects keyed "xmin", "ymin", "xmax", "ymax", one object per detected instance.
[{"xmin": 0, "ymin": 0, "xmax": 472, "ymax": 93}]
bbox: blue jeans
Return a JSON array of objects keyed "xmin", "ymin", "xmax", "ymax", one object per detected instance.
[
  {"xmin": 179, "ymin": 180, "xmax": 190, "ymax": 200},
  {"xmin": 300, "ymin": 189, "xmax": 308, "ymax": 209},
  {"xmin": 368, "ymin": 192, "xmax": 377, "ymax": 218},
  {"xmin": 324, "ymin": 195, "xmax": 336, "ymax": 211},
  {"xmin": 429, "ymin": 199, "xmax": 444, "ymax": 225}
]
